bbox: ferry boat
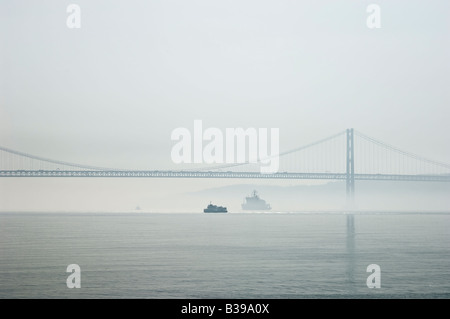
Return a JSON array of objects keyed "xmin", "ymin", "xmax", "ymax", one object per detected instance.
[{"xmin": 203, "ymin": 202, "xmax": 228, "ymax": 213}]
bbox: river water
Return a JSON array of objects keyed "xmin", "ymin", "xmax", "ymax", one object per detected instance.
[{"xmin": 0, "ymin": 212, "xmax": 449, "ymax": 298}]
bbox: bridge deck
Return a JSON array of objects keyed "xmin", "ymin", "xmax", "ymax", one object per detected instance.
[{"xmin": 1, "ymin": 170, "xmax": 449, "ymax": 182}]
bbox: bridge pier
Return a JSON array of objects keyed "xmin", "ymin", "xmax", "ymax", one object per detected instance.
[{"xmin": 346, "ymin": 128, "xmax": 355, "ymax": 207}]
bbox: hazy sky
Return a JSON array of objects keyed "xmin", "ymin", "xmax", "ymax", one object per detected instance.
[{"xmin": 1, "ymin": 0, "xmax": 449, "ymax": 211}]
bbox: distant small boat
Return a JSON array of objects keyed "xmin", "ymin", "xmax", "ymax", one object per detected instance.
[{"xmin": 203, "ymin": 202, "xmax": 227, "ymax": 213}]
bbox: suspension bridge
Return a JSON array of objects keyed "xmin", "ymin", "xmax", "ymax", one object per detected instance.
[{"xmin": 1, "ymin": 129, "xmax": 450, "ymax": 202}]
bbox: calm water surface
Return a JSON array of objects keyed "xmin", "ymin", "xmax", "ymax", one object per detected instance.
[{"xmin": 0, "ymin": 212, "xmax": 449, "ymax": 298}]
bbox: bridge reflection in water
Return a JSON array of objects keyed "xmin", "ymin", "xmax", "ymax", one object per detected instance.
[{"xmin": 346, "ymin": 214, "xmax": 356, "ymax": 290}]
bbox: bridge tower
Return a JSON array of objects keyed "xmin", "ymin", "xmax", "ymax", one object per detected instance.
[{"xmin": 346, "ymin": 128, "xmax": 355, "ymax": 206}]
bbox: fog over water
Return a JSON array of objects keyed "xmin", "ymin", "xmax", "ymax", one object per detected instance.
[
  {"xmin": 1, "ymin": 1, "xmax": 449, "ymax": 213},
  {"xmin": 1, "ymin": 1, "xmax": 449, "ymax": 300}
]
